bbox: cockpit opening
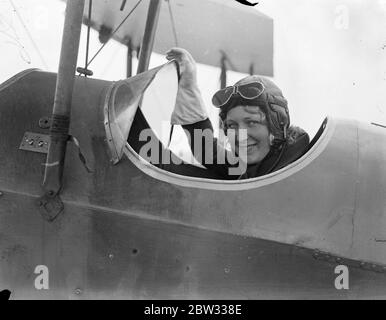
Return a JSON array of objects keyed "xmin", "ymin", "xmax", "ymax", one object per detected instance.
[{"xmin": 104, "ymin": 61, "xmax": 328, "ymax": 183}]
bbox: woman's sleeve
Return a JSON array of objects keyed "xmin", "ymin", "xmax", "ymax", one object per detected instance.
[{"xmin": 181, "ymin": 119, "xmax": 237, "ymax": 178}]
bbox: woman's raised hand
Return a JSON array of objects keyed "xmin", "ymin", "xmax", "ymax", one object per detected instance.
[
  {"xmin": 166, "ymin": 48, "xmax": 208, "ymax": 125},
  {"xmin": 166, "ymin": 47, "xmax": 197, "ymax": 82}
]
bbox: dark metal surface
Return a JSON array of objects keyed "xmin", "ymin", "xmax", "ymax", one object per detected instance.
[{"xmin": 1, "ymin": 190, "xmax": 386, "ymax": 299}]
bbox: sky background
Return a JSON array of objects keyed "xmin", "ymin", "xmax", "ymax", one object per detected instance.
[{"xmin": 1, "ymin": 0, "xmax": 386, "ymax": 145}]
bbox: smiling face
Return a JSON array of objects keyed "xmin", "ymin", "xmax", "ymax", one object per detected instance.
[{"xmin": 224, "ymin": 105, "xmax": 271, "ymax": 165}]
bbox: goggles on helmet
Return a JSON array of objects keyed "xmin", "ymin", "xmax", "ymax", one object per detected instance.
[{"xmin": 212, "ymin": 81, "xmax": 265, "ymax": 108}]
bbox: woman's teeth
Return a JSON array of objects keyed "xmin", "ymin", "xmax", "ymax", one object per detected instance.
[{"xmin": 247, "ymin": 143, "xmax": 258, "ymax": 152}]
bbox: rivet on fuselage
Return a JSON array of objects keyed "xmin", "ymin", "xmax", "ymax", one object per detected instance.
[{"xmin": 74, "ymin": 288, "xmax": 83, "ymax": 295}]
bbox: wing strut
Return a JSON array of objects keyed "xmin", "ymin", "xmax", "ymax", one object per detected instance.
[
  {"xmin": 127, "ymin": 39, "xmax": 133, "ymax": 78},
  {"xmin": 220, "ymin": 54, "xmax": 227, "ymax": 89},
  {"xmin": 137, "ymin": 0, "xmax": 162, "ymax": 73},
  {"xmin": 249, "ymin": 63, "xmax": 254, "ymax": 75},
  {"xmin": 40, "ymin": 0, "xmax": 85, "ymax": 221}
]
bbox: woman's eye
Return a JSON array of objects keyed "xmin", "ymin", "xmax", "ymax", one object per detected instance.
[
  {"xmin": 227, "ymin": 123, "xmax": 237, "ymax": 129},
  {"xmin": 247, "ymin": 121, "xmax": 259, "ymax": 127}
]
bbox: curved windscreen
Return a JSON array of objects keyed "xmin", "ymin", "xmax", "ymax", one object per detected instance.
[
  {"xmin": 105, "ymin": 62, "xmax": 179, "ymax": 163},
  {"xmin": 140, "ymin": 62, "xmax": 179, "ymax": 147}
]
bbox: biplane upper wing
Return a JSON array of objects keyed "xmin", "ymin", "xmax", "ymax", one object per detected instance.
[{"xmin": 66, "ymin": 0, "xmax": 273, "ymax": 75}]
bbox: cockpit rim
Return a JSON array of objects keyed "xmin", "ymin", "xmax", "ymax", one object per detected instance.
[
  {"xmin": 101, "ymin": 62, "xmax": 335, "ymax": 190},
  {"xmin": 123, "ymin": 115, "xmax": 336, "ymax": 191}
]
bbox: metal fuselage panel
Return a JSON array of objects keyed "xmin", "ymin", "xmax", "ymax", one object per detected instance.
[{"xmin": 0, "ymin": 70, "xmax": 386, "ymax": 299}]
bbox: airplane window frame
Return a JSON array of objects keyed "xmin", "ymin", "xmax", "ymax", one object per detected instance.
[
  {"xmin": 102, "ymin": 62, "xmax": 335, "ymax": 190},
  {"xmin": 123, "ymin": 115, "xmax": 336, "ymax": 191}
]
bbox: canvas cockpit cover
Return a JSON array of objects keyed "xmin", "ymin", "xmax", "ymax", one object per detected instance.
[{"xmin": 105, "ymin": 61, "xmax": 179, "ymax": 163}]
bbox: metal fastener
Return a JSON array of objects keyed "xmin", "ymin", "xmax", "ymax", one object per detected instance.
[
  {"xmin": 74, "ymin": 288, "xmax": 83, "ymax": 295},
  {"xmin": 39, "ymin": 117, "xmax": 51, "ymax": 129}
]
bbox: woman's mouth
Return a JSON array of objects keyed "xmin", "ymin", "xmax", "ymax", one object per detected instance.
[
  {"xmin": 247, "ymin": 143, "xmax": 258, "ymax": 153},
  {"xmin": 237, "ymin": 141, "xmax": 259, "ymax": 156}
]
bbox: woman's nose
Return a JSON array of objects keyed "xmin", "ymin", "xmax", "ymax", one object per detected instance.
[{"xmin": 235, "ymin": 127, "xmax": 249, "ymax": 144}]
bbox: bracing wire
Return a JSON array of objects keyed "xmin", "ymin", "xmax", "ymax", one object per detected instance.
[
  {"xmin": 166, "ymin": 0, "xmax": 179, "ymax": 147},
  {"xmin": 8, "ymin": 0, "xmax": 49, "ymax": 69},
  {"xmin": 78, "ymin": 0, "xmax": 93, "ymax": 77},
  {"xmin": 86, "ymin": 0, "xmax": 143, "ymax": 68}
]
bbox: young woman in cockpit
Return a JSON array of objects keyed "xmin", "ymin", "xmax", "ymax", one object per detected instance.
[{"xmin": 166, "ymin": 48, "xmax": 309, "ymax": 180}]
